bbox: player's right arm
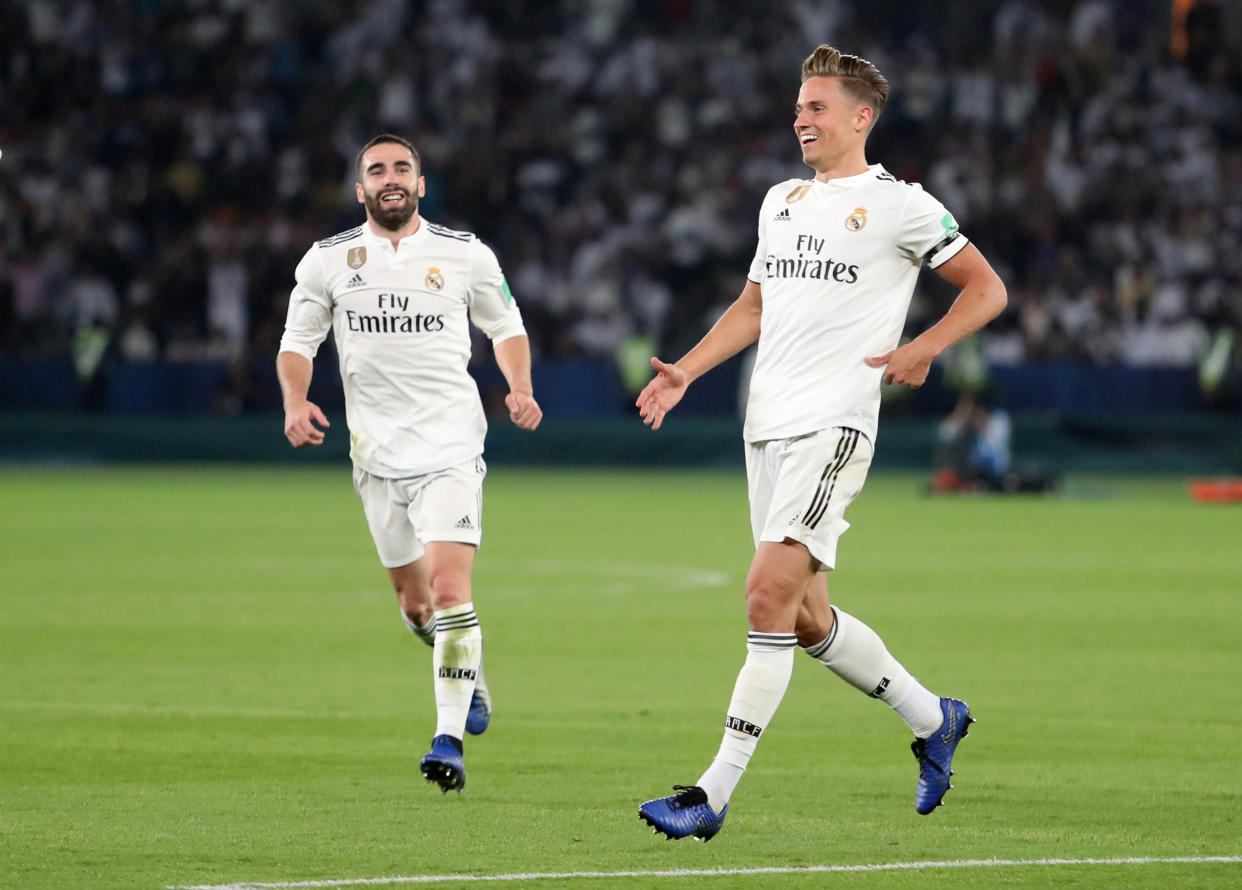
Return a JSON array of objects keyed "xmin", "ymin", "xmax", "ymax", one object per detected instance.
[
  {"xmin": 277, "ymin": 351, "xmax": 330, "ymax": 447},
  {"xmin": 637, "ymin": 279, "xmax": 762, "ymax": 430},
  {"xmin": 277, "ymin": 247, "xmax": 333, "ymax": 448}
]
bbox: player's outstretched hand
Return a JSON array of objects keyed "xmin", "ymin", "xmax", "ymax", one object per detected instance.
[
  {"xmin": 865, "ymin": 338, "xmax": 938, "ymax": 388},
  {"xmin": 506, "ymin": 391, "xmax": 543, "ymax": 430},
  {"xmin": 636, "ymin": 356, "xmax": 688, "ymax": 431},
  {"xmin": 284, "ymin": 399, "xmax": 330, "ymax": 447}
]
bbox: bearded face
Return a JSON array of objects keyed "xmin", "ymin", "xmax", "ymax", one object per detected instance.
[
  {"xmin": 355, "ymin": 141, "xmax": 424, "ymax": 232},
  {"xmin": 364, "ymin": 183, "xmax": 419, "ymax": 231}
]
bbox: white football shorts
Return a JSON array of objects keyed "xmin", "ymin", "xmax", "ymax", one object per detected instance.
[
  {"xmin": 352, "ymin": 455, "xmax": 486, "ymax": 568},
  {"xmin": 745, "ymin": 426, "xmax": 873, "ymax": 571}
]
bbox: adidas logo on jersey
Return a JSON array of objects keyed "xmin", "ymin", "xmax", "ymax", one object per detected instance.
[
  {"xmin": 772, "ymin": 208, "xmax": 792, "ymax": 221},
  {"xmin": 454, "ymin": 515, "xmax": 474, "ymax": 530},
  {"xmin": 345, "ymin": 273, "xmax": 366, "ymax": 288}
]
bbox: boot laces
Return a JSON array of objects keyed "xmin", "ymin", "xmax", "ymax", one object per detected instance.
[{"xmin": 669, "ymin": 784, "xmax": 708, "ymax": 808}]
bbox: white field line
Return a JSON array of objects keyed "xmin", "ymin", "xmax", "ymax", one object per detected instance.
[{"xmin": 169, "ymin": 855, "xmax": 1242, "ymax": 890}]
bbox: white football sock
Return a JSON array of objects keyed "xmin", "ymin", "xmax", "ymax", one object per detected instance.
[
  {"xmin": 802, "ymin": 606, "xmax": 943, "ymax": 738},
  {"xmin": 472, "ymin": 654, "xmax": 491, "ymax": 712},
  {"xmin": 431, "ymin": 602, "xmax": 482, "ymax": 739},
  {"xmin": 404, "ymin": 609, "xmax": 488, "ymax": 711},
  {"xmin": 697, "ymin": 631, "xmax": 796, "ymax": 813},
  {"xmin": 402, "ymin": 609, "xmax": 437, "ymax": 647}
]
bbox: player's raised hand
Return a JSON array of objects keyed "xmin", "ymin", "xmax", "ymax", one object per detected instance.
[
  {"xmin": 864, "ymin": 338, "xmax": 938, "ymax": 387},
  {"xmin": 283, "ymin": 399, "xmax": 330, "ymax": 447},
  {"xmin": 506, "ymin": 391, "xmax": 542, "ymax": 430},
  {"xmin": 636, "ymin": 356, "xmax": 689, "ymax": 431}
]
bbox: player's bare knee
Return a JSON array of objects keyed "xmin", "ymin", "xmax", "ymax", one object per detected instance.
[
  {"xmin": 401, "ymin": 602, "xmax": 434, "ymax": 627},
  {"xmin": 391, "ymin": 581, "xmax": 431, "ymax": 619},
  {"xmin": 744, "ymin": 581, "xmax": 796, "ymax": 632},
  {"xmin": 429, "ymin": 571, "xmax": 471, "ymax": 611},
  {"xmin": 794, "ymin": 603, "xmax": 833, "ymax": 647}
]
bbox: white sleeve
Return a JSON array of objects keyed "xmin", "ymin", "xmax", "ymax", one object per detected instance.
[
  {"xmin": 278, "ymin": 246, "xmax": 334, "ymax": 359},
  {"xmin": 899, "ymin": 185, "xmax": 969, "ymax": 269},
  {"xmin": 466, "ymin": 239, "xmax": 527, "ymax": 344},
  {"xmin": 746, "ymin": 193, "xmax": 771, "ymax": 284}
]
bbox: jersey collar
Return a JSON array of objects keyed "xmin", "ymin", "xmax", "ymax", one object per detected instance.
[
  {"xmin": 815, "ymin": 163, "xmax": 884, "ymax": 188},
  {"xmin": 362, "ymin": 217, "xmax": 429, "ymax": 251}
]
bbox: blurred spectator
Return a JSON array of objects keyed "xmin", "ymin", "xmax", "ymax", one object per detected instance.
[
  {"xmin": 0, "ymin": 0, "xmax": 1239, "ymax": 414},
  {"xmin": 932, "ymin": 389, "xmax": 1059, "ymax": 494}
]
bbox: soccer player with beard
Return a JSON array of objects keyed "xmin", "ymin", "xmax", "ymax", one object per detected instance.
[
  {"xmin": 277, "ymin": 134, "xmax": 541, "ymax": 793},
  {"xmin": 635, "ymin": 46, "xmax": 1007, "ymax": 840}
]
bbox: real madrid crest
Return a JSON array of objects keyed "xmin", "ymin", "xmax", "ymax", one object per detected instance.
[
  {"xmin": 425, "ymin": 266, "xmax": 445, "ymax": 291},
  {"xmin": 844, "ymin": 207, "xmax": 867, "ymax": 232},
  {"xmin": 347, "ymin": 246, "xmax": 367, "ymax": 269},
  {"xmin": 785, "ymin": 184, "xmax": 812, "ymax": 204}
]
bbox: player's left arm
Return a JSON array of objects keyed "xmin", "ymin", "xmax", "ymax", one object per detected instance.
[
  {"xmin": 466, "ymin": 238, "xmax": 542, "ymax": 430},
  {"xmin": 492, "ymin": 335, "xmax": 542, "ymax": 430},
  {"xmin": 865, "ymin": 243, "xmax": 1007, "ymax": 387}
]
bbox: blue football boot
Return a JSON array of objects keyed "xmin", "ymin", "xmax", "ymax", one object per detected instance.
[
  {"xmin": 639, "ymin": 785, "xmax": 729, "ymax": 841},
  {"xmin": 912, "ymin": 697, "xmax": 974, "ymax": 814},
  {"xmin": 465, "ymin": 690, "xmax": 491, "ymax": 735},
  {"xmin": 465, "ymin": 665, "xmax": 491, "ymax": 736},
  {"xmin": 420, "ymin": 734, "xmax": 465, "ymax": 794}
]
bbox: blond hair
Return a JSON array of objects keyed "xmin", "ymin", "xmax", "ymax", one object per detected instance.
[{"xmin": 801, "ymin": 45, "xmax": 889, "ymax": 121}]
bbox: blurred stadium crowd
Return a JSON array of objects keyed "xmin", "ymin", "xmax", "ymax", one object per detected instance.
[{"xmin": 1, "ymin": 0, "xmax": 1239, "ymax": 412}]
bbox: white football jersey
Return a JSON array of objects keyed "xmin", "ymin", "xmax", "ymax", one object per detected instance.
[
  {"xmin": 744, "ymin": 164, "xmax": 968, "ymax": 444},
  {"xmin": 280, "ymin": 220, "xmax": 527, "ymax": 478}
]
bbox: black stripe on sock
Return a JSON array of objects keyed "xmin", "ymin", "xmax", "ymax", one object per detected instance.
[
  {"xmin": 747, "ymin": 631, "xmax": 797, "ymax": 650},
  {"xmin": 438, "ymin": 611, "xmax": 479, "ymax": 631},
  {"xmin": 803, "ymin": 606, "xmax": 840, "ymax": 658}
]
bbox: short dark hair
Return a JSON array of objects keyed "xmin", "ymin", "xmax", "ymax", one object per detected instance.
[{"xmin": 354, "ymin": 134, "xmax": 421, "ymax": 180}]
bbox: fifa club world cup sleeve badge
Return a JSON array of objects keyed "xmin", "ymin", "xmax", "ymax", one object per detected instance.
[{"xmin": 845, "ymin": 207, "xmax": 867, "ymax": 231}]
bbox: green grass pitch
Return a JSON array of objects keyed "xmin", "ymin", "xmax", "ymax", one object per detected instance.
[{"xmin": 1, "ymin": 465, "xmax": 1240, "ymax": 890}]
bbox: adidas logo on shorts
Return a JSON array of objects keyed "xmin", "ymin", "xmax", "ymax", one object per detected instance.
[
  {"xmin": 454, "ymin": 515, "xmax": 474, "ymax": 530},
  {"xmin": 346, "ymin": 273, "xmax": 366, "ymax": 288}
]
